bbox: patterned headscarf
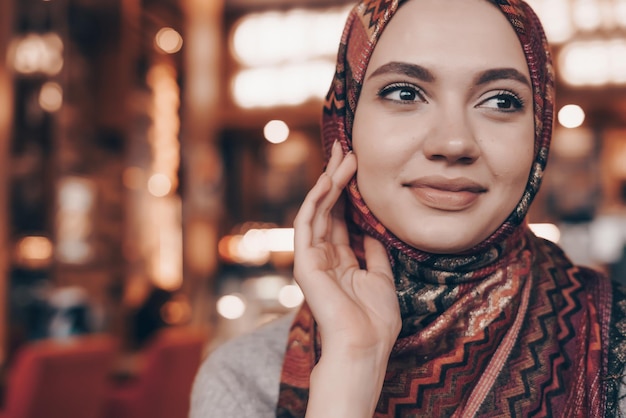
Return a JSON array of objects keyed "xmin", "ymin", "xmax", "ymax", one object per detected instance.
[{"xmin": 278, "ymin": 0, "xmax": 613, "ymax": 416}]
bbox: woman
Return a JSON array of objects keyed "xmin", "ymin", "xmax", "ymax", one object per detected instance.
[{"xmin": 191, "ymin": 0, "xmax": 626, "ymax": 416}]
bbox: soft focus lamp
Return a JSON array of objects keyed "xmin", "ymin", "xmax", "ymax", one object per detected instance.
[
  {"xmin": 263, "ymin": 120, "xmax": 289, "ymax": 144},
  {"xmin": 558, "ymin": 104, "xmax": 585, "ymax": 128}
]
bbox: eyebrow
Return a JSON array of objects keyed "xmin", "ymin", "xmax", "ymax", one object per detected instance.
[
  {"xmin": 367, "ymin": 61, "xmax": 531, "ymax": 88},
  {"xmin": 475, "ymin": 68, "xmax": 531, "ymax": 88},
  {"xmin": 367, "ymin": 62, "xmax": 435, "ymax": 82}
]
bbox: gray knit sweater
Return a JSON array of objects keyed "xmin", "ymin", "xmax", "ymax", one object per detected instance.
[{"xmin": 190, "ymin": 314, "xmax": 293, "ymax": 418}]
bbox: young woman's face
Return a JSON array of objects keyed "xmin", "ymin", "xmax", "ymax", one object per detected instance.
[{"xmin": 352, "ymin": 0, "xmax": 535, "ymax": 254}]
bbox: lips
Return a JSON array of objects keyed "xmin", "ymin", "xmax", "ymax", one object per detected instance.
[{"xmin": 404, "ymin": 176, "xmax": 487, "ymax": 211}]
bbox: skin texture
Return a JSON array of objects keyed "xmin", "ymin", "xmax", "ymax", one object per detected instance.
[
  {"xmin": 352, "ymin": 0, "xmax": 535, "ymax": 254},
  {"xmin": 292, "ymin": 0, "xmax": 536, "ymax": 416}
]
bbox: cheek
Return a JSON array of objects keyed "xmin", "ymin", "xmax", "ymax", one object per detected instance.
[
  {"xmin": 353, "ymin": 127, "xmax": 394, "ymax": 172},
  {"xmin": 353, "ymin": 115, "xmax": 416, "ymax": 170},
  {"xmin": 486, "ymin": 121, "xmax": 534, "ymax": 176},
  {"xmin": 490, "ymin": 139, "xmax": 534, "ymax": 192},
  {"xmin": 354, "ymin": 140, "xmax": 414, "ymax": 181},
  {"xmin": 353, "ymin": 135, "xmax": 409, "ymax": 204},
  {"xmin": 354, "ymin": 148, "xmax": 396, "ymax": 183},
  {"xmin": 515, "ymin": 133, "xmax": 535, "ymax": 183}
]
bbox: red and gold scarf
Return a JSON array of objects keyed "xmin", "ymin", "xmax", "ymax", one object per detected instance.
[{"xmin": 277, "ymin": 0, "xmax": 614, "ymax": 416}]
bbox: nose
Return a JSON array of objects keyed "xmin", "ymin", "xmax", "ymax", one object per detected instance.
[{"xmin": 422, "ymin": 109, "xmax": 480, "ymax": 165}]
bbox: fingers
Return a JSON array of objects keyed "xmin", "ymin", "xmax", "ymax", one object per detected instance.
[
  {"xmin": 293, "ymin": 172, "xmax": 331, "ymax": 253},
  {"xmin": 329, "ymin": 141, "xmax": 356, "ymax": 185},
  {"xmin": 363, "ymin": 235, "xmax": 394, "ymax": 285},
  {"xmin": 311, "ymin": 144, "xmax": 356, "ymax": 244},
  {"xmin": 294, "ymin": 141, "xmax": 356, "ymax": 248},
  {"xmin": 325, "ymin": 140, "xmax": 344, "ymax": 175}
]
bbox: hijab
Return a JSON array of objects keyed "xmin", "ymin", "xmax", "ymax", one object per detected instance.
[{"xmin": 277, "ymin": 0, "xmax": 614, "ymax": 416}]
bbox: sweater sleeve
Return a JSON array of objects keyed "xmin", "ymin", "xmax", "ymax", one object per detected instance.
[{"xmin": 190, "ymin": 313, "xmax": 294, "ymax": 418}]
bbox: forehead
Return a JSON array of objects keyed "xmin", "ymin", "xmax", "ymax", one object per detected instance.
[{"xmin": 366, "ymin": 0, "xmax": 528, "ymax": 75}]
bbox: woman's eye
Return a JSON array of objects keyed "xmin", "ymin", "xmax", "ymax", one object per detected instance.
[
  {"xmin": 378, "ymin": 83, "xmax": 425, "ymax": 103},
  {"xmin": 478, "ymin": 92, "xmax": 524, "ymax": 112}
]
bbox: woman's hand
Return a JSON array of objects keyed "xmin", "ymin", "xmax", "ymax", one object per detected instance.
[{"xmin": 293, "ymin": 141, "xmax": 401, "ymax": 417}]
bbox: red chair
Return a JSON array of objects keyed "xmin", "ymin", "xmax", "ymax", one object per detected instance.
[
  {"xmin": 105, "ymin": 327, "xmax": 208, "ymax": 418},
  {"xmin": 0, "ymin": 334, "xmax": 117, "ymax": 418}
]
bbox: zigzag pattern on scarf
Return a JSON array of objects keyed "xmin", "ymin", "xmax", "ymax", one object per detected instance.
[
  {"xmin": 360, "ymin": 0, "xmax": 397, "ymax": 32},
  {"xmin": 476, "ymin": 257, "xmax": 587, "ymax": 416},
  {"xmin": 276, "ymin": 305, "xmax": 314, "ymax": 418},
  {"xmin": 376, "ymin": 319, "xmax": 509, "ymax": 416}
]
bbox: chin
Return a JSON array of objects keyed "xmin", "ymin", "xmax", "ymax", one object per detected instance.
[
  {"xmin": 399, "ymin": 224, "xmax": 493, "ymax": 255},
  {"xmin": 418, "ymin": 243, "xmax": 475, "ymax": 255}
]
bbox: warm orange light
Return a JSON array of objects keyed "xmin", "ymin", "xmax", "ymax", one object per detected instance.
[
  {"xmin": 15, "ymin": 236, "xmax": 53, "ymax": 269},
  {"xmin": 529, "ymin": 223, "xmax": 561, "ymax": 243},
  {"xmin": 218, "ymin": 228, "xmax": 295, "ymax": 266},
  {"xmin": 231, "ymin": 6, "xmax": 351, "ymax": 67},
  {"xmin": 160, "ymin": 297, "xmax": 192, "ymax": 325},
  {"xmin": 558, "ymin": 104, "xmax": 585, "ymax": 128},
  {"xmin": 147, "ymin": 63, "xmax": 180, "ymax": 191},
  {"xmin": 229, "ymin": 6, "xmax": 350, "ymax": 108},
  {"xmin": 278, "ymin": 284, "xmax": 304, "ymax": 308},
  {"xmin": 16, "ymin": 236, "xmax": 53, "ymax": 261},
  {"xmin": 148, "ymin": 198, "xmax": 183, "ymax": 291},
  {"xmin": 147, "ymin": 173, "xmax": 172, "ymax": 197},
  {"xmin": 11, "ymin": 33, "xmax": 63, "ymax": 75},
  {"xmin": 559, "ymin": 39, "xmax": 626, "ymax": 86},
  {"xmin": 39, "ymin": 82, "xmax": 62, "ymax": 112},
  {"xmin": 155, "ymin": 27, "xmax": 183, "ymax": 54},
  {"xmin": 263, "ymin": 120, "xmax": 289, "ymax": 144},
  {"xmin": 123, "ymin": 167, "xmax": 144, "ymax": 190},
  {"xmin": 56, "ymin": 177, "xmax": 95, "ymax": 265},
  {"xmin": 217, "ymin": 294, "xmax": 246, "ymax": 319},
  {"xmin": 232, "ymin": 61, "xmax": 334, "ymax": 108}
]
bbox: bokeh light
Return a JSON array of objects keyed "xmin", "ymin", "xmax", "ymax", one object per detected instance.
[
  {"xmin": 217, "ymin": 294, "xmax": 247, "ymax": 319},
  {"xmin": 529, "ymin": 223, "xmax": 561, "ymax": 243},
  {"xmin": 15, "ymin": 236, "xmax": 53, "ymax": 267},
  {"xmin": 11, "ymin": 33, "xmax": 63, "ymax": 75},
  {"xmin": 39, "ymin": 82, "xmax": 63, "ymax": 112},
  {"xmin": 558, "ymin": 104, "xmax": 585, "ymax": 128},
  {"xmin": 278, "ymin": 284, "xmax": 304, "ymax": 308},
  {"xmin": 155, "ymin": 27, "xmax": 183, "ymax": 54},
  {"xmin": 147, "ymin": 173, "xmax": 172, "ymax": 197},
  {"xmin": 263, "ymin": 120, "xmax": 289, "ymax": 144}
]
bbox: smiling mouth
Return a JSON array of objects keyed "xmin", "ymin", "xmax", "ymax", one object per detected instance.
[{"xmin": 404, "ymin": 177, "xmax": 487, "ymax": 211}]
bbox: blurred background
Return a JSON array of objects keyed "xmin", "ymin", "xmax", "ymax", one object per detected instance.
[{"xmin": 0, "ymin": 0, "xmax": 625, "ymax": 416}]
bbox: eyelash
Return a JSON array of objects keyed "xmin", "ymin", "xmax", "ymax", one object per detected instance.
[
  {"xmin": 477, "ymin": 90, "xmax": 525, "ymax": 112},
  {"xmin": 377, "ymin": 82, "xmax": 426, "ymax": 103}
]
